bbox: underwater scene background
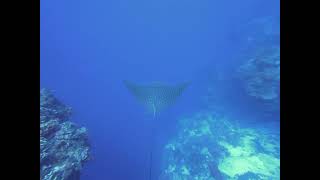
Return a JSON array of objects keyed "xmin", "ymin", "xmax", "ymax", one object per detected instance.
[{"xmin": 40, "ymin": 0, "xmax": 280, "ymax": 179}]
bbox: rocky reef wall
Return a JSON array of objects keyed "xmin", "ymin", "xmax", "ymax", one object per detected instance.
[{"xmin": 40, "ymin": 89, "xmax": 90, "ymax": 180}]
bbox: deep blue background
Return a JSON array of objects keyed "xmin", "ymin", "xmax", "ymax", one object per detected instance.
[{"xmin": 40, "ymin": 0, "xmax": 279, "ymax": 179}]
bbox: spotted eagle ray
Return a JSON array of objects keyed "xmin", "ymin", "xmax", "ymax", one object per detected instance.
[
  {"xmin": 123, "ymin": 80, "xmax": 190, "ymax": 117},
  {"xmin": 123, "ymin": 80, "xmax": 190, "ymax": 180}
]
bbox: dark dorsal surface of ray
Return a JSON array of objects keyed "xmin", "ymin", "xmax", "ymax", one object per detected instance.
[
  {"xmin": 123, "ymin": 80, "xmax": 190, "ymax": 117},
  {"xmin": 123, "ymin": 80, "xmax": 190, "ymax": 180}
]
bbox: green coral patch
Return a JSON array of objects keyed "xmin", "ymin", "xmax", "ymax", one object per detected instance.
[
  {"xmin": 218, "ymin": 134, "xmax": 279, "ymax": 179},
  {"xmin": 162, "ymin": 112, "xmax": 280, "ymax": 180},
  {"xmin": 218, "ymin": 153, "xmax": 279, "ymax": 178}
]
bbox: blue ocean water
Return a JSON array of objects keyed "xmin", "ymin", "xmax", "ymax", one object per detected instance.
[{"xmin": 40, "ymin": 0, "xmax": 280, "ymax": 179}]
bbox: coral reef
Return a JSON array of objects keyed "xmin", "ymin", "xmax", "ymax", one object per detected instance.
[
  {"xmin": 40, "ymin": 89, "xmax": 90, "ymax": 180},
  {"xmin": 161, "ymin": 112, "xmax": 279, "ymax": 180},
  {"xmin": 234, "ymin": 16, "xmax": 280, "ymax": 105},
  {"xmin": 237, "ymin": 46, "xmax": 280, "ymax": 103}
]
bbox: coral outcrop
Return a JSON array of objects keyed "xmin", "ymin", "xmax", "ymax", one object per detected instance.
[
  {"xmin": 40, "ymin": 89, "xmax": 90, "ymax": 180},
  {"xmin": 161, "ymin": 112, "xmax": 280, "ymax": 180},
  {"xmin": 237, "ymin": 46, "xmax": 280, "ymax": 103}
]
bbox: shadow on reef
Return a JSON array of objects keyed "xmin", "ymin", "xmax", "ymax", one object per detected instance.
[{"xmin": 40, "ymin": 89, "xmax": 90, "ymax": 180}]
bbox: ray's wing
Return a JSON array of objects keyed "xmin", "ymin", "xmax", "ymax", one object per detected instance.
[
  {"xmin": 124, "ymin": 80, "xmax": 161, "ymax": 106},
  {"xmin": 150, "ymin": 82, "xmax": 189, "ymax": 112},
  {"xmin": 123, "ymin": 80, "xmax": 148, "ymax": 104},
  {"xmin": 123, "ymin": 80, "xmax": 190, "ymax": 115}
]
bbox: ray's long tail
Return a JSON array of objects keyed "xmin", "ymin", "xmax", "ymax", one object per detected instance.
[
  {"xmin": 149, "ymin": 148, "xmax": 153, "ymax": 180},
  {"xmin": 148, "ymin": 119, "xmax": 157, "ymax": 180}
]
